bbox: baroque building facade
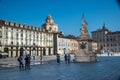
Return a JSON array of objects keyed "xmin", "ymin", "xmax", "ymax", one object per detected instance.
[
  {"xmin": 41, "ymin": 14, "xmax": 58, "ymax": 33},
  {"xmin": 0, "ymin": 16, "xmax": 54, "ymax": 57},
  {"xmin": 92, "ymin": 24, "xmax": 120, "ymax": 53},
  {"xmin": 41, "ymin": 14, "xmax": 59, "ymax": 55},
  {"xmin": 105, "ymin": 31, "xmax": 120, "ymax": 53},
  {"xmin": 92, "ymin": 23, "xmax": 109, "ymax": 50}
]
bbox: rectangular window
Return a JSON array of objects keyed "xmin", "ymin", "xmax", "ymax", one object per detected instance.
[
  {"xmin": 107, "ymin": 44, "xmax": 109, "ymax": 47},
  {"xmin": 0, "ymin": 31, "xmax": 2, "ymax": 36},
  {"xmin": 21, "ymin": 34, "xmax": 23, "ymax": 37},
  {"xmin": 16, "ymin": 33, "xmax": 18, "ymax": 37},
  {"xmin": 5, "ymin": 21, "xmax": 9, "ymax": 25},
  {"xmin": 6, "ymin": 32, "xmax": 8, "ymax": 38},
  {"xmin": 0, "ymin": 40, "xmax": 1, "ymax": 45},
  {"xmin": 20, "ymin": 24, "xmax": 23, "ymax": 28},
  {"xmin": 0, "ymin": 26, "xmax": 2, "ymax": 30}
]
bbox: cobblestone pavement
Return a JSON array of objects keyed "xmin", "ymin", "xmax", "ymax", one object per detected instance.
[
  {"xmin": 0, "ymin": 55, "xmax": 57, "ymax": 67},
  {"xmin": 0, "ymin": 56, "xmax": 120, "ymax": 80}
]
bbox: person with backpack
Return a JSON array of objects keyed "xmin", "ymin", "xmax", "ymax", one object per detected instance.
[{"xmin": 18, "ymin": 55, "xmax": 24, "ymax": 70}]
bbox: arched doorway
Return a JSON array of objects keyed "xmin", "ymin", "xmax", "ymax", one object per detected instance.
[
  {"xmin": 20, "ymin": 47, "xmax": 24, "ymax": 56},
  {"xmin": 43, "ymin": 48, "xmax": 46, "ymax": 56},
  {"xmin": 16, "ymin": 47, "xmax": 19, "ymax": 57},
  {"xmin": 4, "ymin": 47, "xmax": 9, "ymax": 53}
]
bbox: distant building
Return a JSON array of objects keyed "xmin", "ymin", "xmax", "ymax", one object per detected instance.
[
  {"xmin": 92, "ymin": 23, "xmax": 120, "ymax": 53},
  {"xmin": 105, "ymin": 31, "xmax": 120, "ymax": 53},
  {"xmin": 92, "ymin": 23, "xmax": 109, "ymax": 50},
  {"xmin": 58, "ymin": 35, "xmax": 78, "ymax": 55},
  {"xmin": 91, "ymin": 41, "xmax": 98, "ymax": 52}
]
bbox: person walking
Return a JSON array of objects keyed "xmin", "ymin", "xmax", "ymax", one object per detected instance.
[
  {"xmin": 56, "ymin": 53, "xmax": 60, "ymax": 64},
  {"xmin": 27, "ymin": 54, "xmax": 31, "ymax": 70},
  {"xmin": 25, "ymin": 54, "xmax": 31, "ymax": 70},
  {"xmin": 17, "ymin": 55, "xmax": 24, "ymax": 70},
  {"xmin": 32, "ymin": 48, "xmax": 36, "ymax": 65},
  {"xmin": 64, "ymin": 54, "xmax": 67, "ymax": 64},
  {"xmin": 108, "ymin": 49, "xmax": 110, "ymax": 56},
  {"xmin": 25, "ymin": 55, "xmax": 28, "ymax": 70},
  {"xmin": 23, "ymin": 49, "xmax": 28, "ymax": 69},
  {"xmin": 67, "ymin": 54, "xmax": 71, "ymax": 64}
]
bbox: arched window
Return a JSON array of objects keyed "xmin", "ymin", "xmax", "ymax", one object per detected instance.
[
  {"xmin": 17, "ymin": 42, "xmax": 19, "ymax": 46},
  {"xmin": 0, "ymin": 40, "xmax": 1, "ymax": 45},
  {"xmin": 4, "ymin": 47, "xmax": 9, "ymax": 53},
  {"xmin": 11, "ymin": 41, "xmax": 13, "ymax": 45},
  {"xmin": 0, "ymin": 31, "xmax": 2, "ymax": 35}
]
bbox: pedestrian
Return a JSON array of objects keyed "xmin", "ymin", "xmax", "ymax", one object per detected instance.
[
  {"xmin": 67, "ymin": 54, "xmax": 71, "ymax": 64},
  {"xmin": 25, "ymin": 55, "xmax": 28, "ymax": 70},
  {"xmin": 64, "ymin": 54, "xmax": 67, "ymax": 64},
  {"xmin": 32, "ymin": 48, "xmax": 36, "ymax": 64},
  {"xmin": 27, "ymin": 54, "xmax": 31, "ymax": 70},
  {"xmin": 107, "ymin": 49, "xmax": 110, "ymax": 56},
  {"xmin": 25, "ymin": 54, "xmax": 31, "ymax": 70},
  {"xmin": 56, "ymin": 53, "xmax": 60, "ymax": 63},
  {"xmin": 17, "ymin": 55, "xmax": 24, "ymax": 70},
  {"xmin": 23, "ymin": 49, "xmax": 28, "ymax": 69}
]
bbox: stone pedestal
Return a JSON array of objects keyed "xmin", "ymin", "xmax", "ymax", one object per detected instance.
[
  {"xmin": 75, "ymin": 49, "xmax": 97, "ymax": 62},
  {"xmin": 74, "ymin": 14, "xmax": 97, "ymax": 62}
]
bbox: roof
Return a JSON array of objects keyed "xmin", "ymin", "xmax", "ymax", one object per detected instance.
[
  {"xmin": 58, "ymin": 35, "xmax": 77, "ymax": 39},
  {"xmin": 106, "ymin": 31, "xmax": 120, "ymax": 35},
  {"xmin": 92, "ymin": 23, "xmax": 109, "ymax": 33}
]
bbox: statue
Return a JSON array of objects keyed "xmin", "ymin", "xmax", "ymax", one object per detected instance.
[
  {"xmin": 74, "ymin": 14, "xmax": 97, "ymax": 62},
  {"xmin": 79, "ymin": 42, "xmax": 87, "ymax": 49}
]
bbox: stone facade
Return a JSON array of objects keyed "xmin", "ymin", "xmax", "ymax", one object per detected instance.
[
  {"xmin": 79, "ymin": 14, "xmax": 90, "ymax": 41},
  {"xmin": 0, "ymin": 20, "xmax": 54, "ymax": 58},
  {"xmin": 105, "ymin": 31, "xmax": 120, "ymax": 53},
  {"xmin": 75, "ymin": 14, "xmax": 97, "ymax": 62},
  {"xmin": 41, "ymin": 14, "xmax": 58, "ymax": 33},
  {"xmin": 57, "ymin": 35, "xmax": 78, "ymax": 55},
  {"xmin": 92, "ymin": 24, "xmax": 120, "ymax": 53},
  {"xmin": 92, "ymin": 23, "xmax": 109, "ymax": 50}
]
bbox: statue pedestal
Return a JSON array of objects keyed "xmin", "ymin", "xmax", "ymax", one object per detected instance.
[
  {"xmin": 75, "ymin": 14, "xmax": 97, "ymax": 62},
  {"xmin": 75, "ymin": 49, "xmax": 97, "ymax": 62}
]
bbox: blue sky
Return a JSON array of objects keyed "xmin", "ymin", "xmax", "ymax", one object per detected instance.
[{"xmin": 0, "ymin": 0, "xmax": 120, "ymax": 36}]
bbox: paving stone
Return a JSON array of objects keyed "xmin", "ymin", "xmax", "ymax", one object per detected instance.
[{"xmin": 0, "ymin": 56, "xmax": 120, "ymax": 80}]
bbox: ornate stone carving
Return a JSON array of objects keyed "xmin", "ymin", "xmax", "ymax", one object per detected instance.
[
  {"xmin": 74, "ymin": 14, "xmax": 97, "ymax": 62},
  {"xmin": 79, "ymin": 42, "xmax": 87, "ymax": 49},
  {"xmin": 79, "ymin": 14, "xmax": 90, "ymax": 40}
]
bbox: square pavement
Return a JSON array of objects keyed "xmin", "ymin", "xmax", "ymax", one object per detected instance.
[{"xmin": 0, "ymin": 56, "xmax": 120, "ymax": 80}]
